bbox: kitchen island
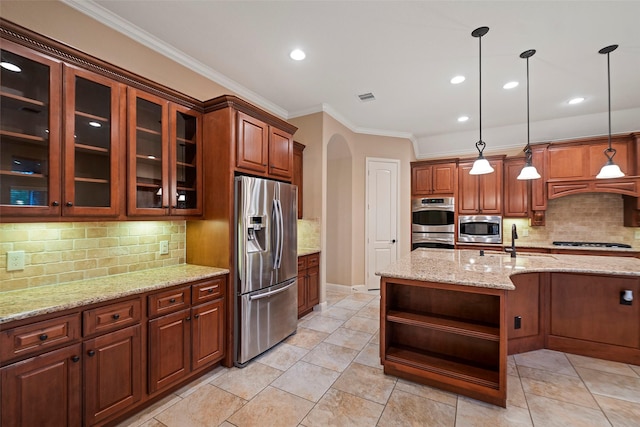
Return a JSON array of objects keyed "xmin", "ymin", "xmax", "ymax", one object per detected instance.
[{"xmin": 376, "ymin": 248, "xmax": 640, "ymax": 407}]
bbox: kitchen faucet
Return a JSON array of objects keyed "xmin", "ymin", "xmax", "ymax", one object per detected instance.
[{"xmin": 505, "ymin": 224, "xmax": 518, "ymax": 258}]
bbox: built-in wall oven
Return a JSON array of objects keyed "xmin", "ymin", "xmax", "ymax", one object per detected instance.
[
  {"xmin": 458, "ymin": 215, "xmax": 502, "ymax": 244},
  {"xmin": 411, "ymin": 197, "xmax": 455, "ymax": 249}
]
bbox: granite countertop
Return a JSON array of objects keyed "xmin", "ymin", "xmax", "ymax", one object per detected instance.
[
  {"xmin": 0, "ymin": 264, "xmax": 229, "ymax": 324},
  {"xmin": 298, "ymin": 248, "xmax": 321, "ymax": 256},
  {"xmin": 460, "ymin": 241, "xmax": 638, "ymax": 253},
  {"xmin": 376, "ymin": 248, "xmax": 640, "ymax": 291}
]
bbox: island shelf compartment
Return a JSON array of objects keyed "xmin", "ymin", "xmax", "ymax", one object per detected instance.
[{"xmin": 380, "ymin": 277, "xmax": 507, "ymax": 407}]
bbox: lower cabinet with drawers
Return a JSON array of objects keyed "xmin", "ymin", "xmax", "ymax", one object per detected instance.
[
  {"xmin": 298, "ymin": 252, "xmax": 320, "ymax": 318},
  {"xmin": 0, "ymin": 274, "xmax": 227, "ymax": 427}
]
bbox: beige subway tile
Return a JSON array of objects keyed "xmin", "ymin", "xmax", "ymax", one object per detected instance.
[
  {"xmin": 163, "ymin": 258, "xmax": 180, "ymax": 267},
  {"xmin": 1, "ymin": 229, "xmax": 29, "ymax": 242},
  {"xmin": 31, "ymin": 252, "xmax": 62, "ymax": 264},
  {"xmin": 29, "ymin": 228, "xmax": 61, "ymax": 241},
  {"xmin": 139, "ymin": 235, "xmax": 156, "ymax": 244},
  {"xmin": 109, "ymin": 246, "xmax": 129, "ymax": 256},
  {"xmin": 108, "ymin": 265, "xmax": 128, "ymax": 275},
  {"xmin": 0, "ymin": 242, "xmax": 13, "ymax": 254},
  {"xmin": 128, "ymin": 245, "xmax": 147, "ymax": 255},
  {"xmin": 129, "ymin": 262, "xmax": 149, "ymax": 272},
  {"xmin": 29, "ymin": 274, "xmax": 58, "ymax": 288},
  {"xmin": 45, "ymin": 240, "xmax": 74, "ymax": 251},
  {"xmin": 139, "ymin": 252, "xmax": 156, "ymax": 262},
  {"xmin": 86, "ymin": 248, "xmax": 110, "ymax": 259},
  {"xmin": 98, "ymin": 237, "xmax": 120, "ymax": 248},
  {"xmin": 74, "ymin": 259, "xmax": 97, "ymax": 270},
  {"xmin": 45, "ymin": 261, "xmax": 74, "ymax": 275},
  {"xmin": 85, "ymin": 268, "xmax": 109, "ymax": 279},
  {"xmin": 1, "ymin": 278, "xmax": 30, "ymax": 292},
  {"xmin": 13, "ymin": 241, "xmax": 46, "ymax": 252},
  {"xmin": 118, "ymin": 254, "xmax": 140, "ymax": 265},
  {"xmin": 97, "ymin": 257, "xmax": 119, "ymax": 268},
  {"xmin": 58, "ymin": 271, "xmax": 85, "ymax": 283},
  {"xmin": 108, "ymin": 227, "xmax": 130, "ymax": 237},
  {"xmin": 61, "ymin": 250, "xmax": 88, "ymax": 262},
  {"xmin": 60, "ymin": 228, "xmax": 86, "ymax": 240},
  {"xmin": 74, "ymin": 239, "xmax": 99, "ymax": 249},
  {"xmin": 86, "ymin": 228, "xmax": 109, "ymax": 238},
  {"xmin": 119, "ymin": 236, "xmax": 140, "ymax": 246}
]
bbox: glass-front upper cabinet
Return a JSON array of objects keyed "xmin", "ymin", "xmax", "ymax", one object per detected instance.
[
  {"xmin": 0, "ymin": 40, "xmax": 62, "ymax": 217},
  {"xmin": 170, "ymin": 104, "xmax": 202, "ymax": 216},
  {"xmin": 127, "ymin": 88, "xmax": 169, "ymax": 216},
  {"xmin": 63, "ymin": 66, "xmax": 123, "ymax": 217}
]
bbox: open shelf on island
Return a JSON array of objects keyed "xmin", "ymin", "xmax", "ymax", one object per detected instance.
[{"xmin": 387, "ymin": 310, "xmax": 500, "ymax": 341}]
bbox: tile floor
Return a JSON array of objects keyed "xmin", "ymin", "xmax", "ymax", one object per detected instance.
[{"xmin": 118, "ymin": 287, "xmax": 640, "ymax": 427}]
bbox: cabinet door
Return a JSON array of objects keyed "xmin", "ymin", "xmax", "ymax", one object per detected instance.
[
  {"xmin": 83, "ymin": 324, "xmax": 142, "ymax": 425},
  {"xmin": 170, "ymin": 104, "xmax": 202, "ymax": 216},
  {"xmin": 307, "ymin": 265, "xmax": 320, "ymax": 307},
  {"xmin": 297, "ymin": 271, "xmax": 307, "ymax": 317},
  {"xmin": 269, "ymin": 127, "xmax": 294, "ymax": 180},
  {"xmin": 479, "ymin": 160, "xmax": 502, "ymax": 214},
  {"xmin": 503, "ymin": 158, "xmax": 528, "ymax": 217},
  {"xmin": 148, "ymin": 309, "xmax": 190, "ymax": 393},
  {"xmin": 457, "ymin": 162, "xmax": 479, "ymax": 214},
  {"xmin": 547, "ymin": 145, "xmax": 587, "ymax": 180},
  {"xmin": 411, "ymin": 164, "xmax": 432, "ymax": 196},
  {"xmin": 236, "ymin": 111, "xmax": 268, "ymax": 174},
  {"xmin": 588, "ymin": 141, "xmax": 630, "ymax": 177},
  {"xmin": 293, "ymin": 142, "xmax": 304, "ymax": 218},
  {"xmin": 432, "ymin": 163, "xmax": 455, "ymax": 195},
  {"xmin": 127, "ymin": 88, "xmax": 169, "ymax": 216},
  {"xmin": 1, "ymin": 344, "xmax": 82, "ymax": 427},
  {"xmin": 191, "ymin": 299, "xmax": 224, "ymax": 370},
  {"xmin": 0, "ymin": 40, "xmax": 62, "ymax": 217},
  {"xmin": 550, "ymin": 274, "xmax": 640, "ymax": 348},
  {"xmin": 63, "ymin": 66, "xmax": 124, "ymax": 217}
]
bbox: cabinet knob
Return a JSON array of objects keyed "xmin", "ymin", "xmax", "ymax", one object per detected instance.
[
  {"xmin": 71, "ymin": 355, "xmax": 80, "ymax": 363},
  {"xmin": 207, "ymin": 288, "xmax": 214, "ymax": 293},
  {"xmin": 39, "ymin": 333, "xmax": 48, "ymax": 341},
  {"xmin": 169, "ymin": 298, "xmax": 176, "ymax": 303},
  {"xmin": 112, "ymin": 313, "xmax": 120, "ymax": 320},
  {"xmin": 87, "ymin": 350, "xmax": 96, "ymax": 357},
  {"xmin": 52, "ymin": 201, "xmax": 60, "ymax": 207},
  {"xmin": 66, "ymin": 201, "xmax": 73, "ymax": 207},
  {"xmin": 194, "ymin": 314, "xmax": 200, "ymax": 319},
  {"xmin": 171, "ymin": 205, "xmax": 177, "ymax": 209},
  {"xmin": 162, "ymin": 205, "xmax": 169, "ymax": 209},
  {"xmin": 185, "ymin": 316, "xmax": 191, "ymax": 321}
]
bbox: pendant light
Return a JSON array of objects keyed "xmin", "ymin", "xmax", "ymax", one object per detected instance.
[
  {"xmin": 596, "ymin": 44, "xmax": 624, "ymax": 179},
  {"xmin": 469, "ymin": 26, "xmax": 494, "ymax": 175},
  {"xmin": 517, "ymin": 49, "xmax": 542, "ymax": 180}
]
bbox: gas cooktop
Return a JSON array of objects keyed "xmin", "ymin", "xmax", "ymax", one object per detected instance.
[{"xmin": 552, "ymin": 241, "xmax": 632, "ymax": 248}]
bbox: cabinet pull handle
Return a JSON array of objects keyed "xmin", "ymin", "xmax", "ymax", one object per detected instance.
[
  {"xmin": 71, "ymin": 356, "xmax": 80, "ymax": 363},
  {"xmin": 87, "ymin": 350, "xmax": 96, "ymax": 357},
  {"xmin": 207, "ymin": 288, "xmax": 214, "ymax": 293},
  {"xmin": 112, "ymin": 314, "xmax": 120, "ymax": 320},
  {"xmin": 39, "ymin": 334, "xmax": 48, "ymax": 341},
  {"xmin": 66, "ymin": 201, "xmax": 73, "ymax": 207},
  {"xmin": 169, "ymin": 298, "xmax": 176, "ymax": 303},
  {"xmin": 52, "ymin": 201, "xmax": 60, "ymax": 207},
  {"xmin": 185, "ymin": 316, "xmax": 191, "ymax": 321}
]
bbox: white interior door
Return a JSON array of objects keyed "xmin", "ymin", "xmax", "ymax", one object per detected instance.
[{"xmin": 366, "ymin": 158, "xmax": 399, "ymax": 290}]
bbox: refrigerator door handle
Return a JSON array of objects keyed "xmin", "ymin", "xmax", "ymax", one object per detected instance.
[
  {"xmin": 249, "ymin": 280, "xmax": 296, "ymax": 301},
  {"xmin": 272, "ymin": 199, "xmax": 281, "ymax": 269},
  {"xmin": 276, "ymin": 199, "xmax": 284, "ymax": 269}
]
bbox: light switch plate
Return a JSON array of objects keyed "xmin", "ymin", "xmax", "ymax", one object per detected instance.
[
  {"xmin": 159, "ymin": 240, "xmax": 169, "ymax": 255},
  {"xmin": 7, "ymin": 250, "xmax": 25, "ymax": 271}
]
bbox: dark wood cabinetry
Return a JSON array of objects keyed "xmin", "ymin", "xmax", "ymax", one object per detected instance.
[
  {"xmin": 506, "ymin": 273, "xmax": 544, "ymax": 354},
  {"xmin": 503, "ymin": 158, "xmax": 528, "ymax": 218},
  {"xmin": 411, "ymin": 161, "xmax": 456, "ymax": 196},
  {"xmin": 293, "ymin": 141, "xmax": 305, "ymax": 218},
  {"xmin": 380, "ymin": 276, "xmax": 507, "ymax": 407},
  {"xmin": 298, "ymin": 252, "xmax": 320, "ymax": 318},
  {"xmin": 457, "ymin": 158, "xmax": 503, "ymax": 215}
]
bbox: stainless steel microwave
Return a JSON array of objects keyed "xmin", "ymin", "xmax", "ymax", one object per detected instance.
[{"xmin": 458, "ymin": 215, "xmax": 502, "ymax": 244}]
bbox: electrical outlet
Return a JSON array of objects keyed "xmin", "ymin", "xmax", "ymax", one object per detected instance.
[
  {"xmin": 635, "ymin": 230, "xmax": 640, "ymax": 240},
  {"xmin": 159, "ymin": 240, "xmax": 169, "ymax": 255},
  {"xmin": 7, "ymin": 250, "xmax": 25, "ymax": 271}
]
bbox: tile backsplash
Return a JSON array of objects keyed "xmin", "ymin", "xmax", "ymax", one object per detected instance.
[
  {"xmin": 298, "ymin": 218, "xmax": 320, "ymax": 249},
  {"xmin": 504, "ymin": 193, "xmax": 639, "ymax": 246},
  {"xmin": 1, "ymin": 221, "xmax": 185, "ymax": 292}
]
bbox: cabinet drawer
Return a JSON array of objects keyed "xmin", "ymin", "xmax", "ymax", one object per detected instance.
[
  {"xmin": 148, "ymin": 286, "xmax": 191, "ymax": 318},
  {"xmin": 0, "ymin": 314, "xmax": 81, "ymax": 362},
  {"xmin": 297, "ymin": 257, "xmax": 307, "ymax": 271},
  {"xmin": 307, "ymin": 253, "xmax": 320, "ymax": 268},
  {"xmin": 192, "ymin": 276, "xmax": 226, "ymax": 304},
  {"xmin": 83, "ymin": 298, "xmax": 141, "ymax": 336}
]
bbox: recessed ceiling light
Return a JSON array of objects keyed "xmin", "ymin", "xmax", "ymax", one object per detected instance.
[
  {"xmin": 503, "ymin": 81, "xmax": 519, "ymax": 89},
  {"xmin": 1, "ymin": 61, "xmax": 21, "ymax": 72},
  {"xmin": 568, "ymin": 97, "xmax": 585, "ymax": 105},
  {"xmin": 289, "ymin": 49, "xmax": 306, "ymax": 61},
  {"xmin": 450, "ymin": 75, "xmax": 465, "ymax": 84},
  {"xmin": 458, "ymin": 116, "xmax": 469, "ymax": 122}
]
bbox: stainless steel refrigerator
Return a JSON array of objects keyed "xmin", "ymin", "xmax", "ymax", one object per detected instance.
[{"xmin": 234, "ymin": 175, "xmax": 298, "ymax": 366}]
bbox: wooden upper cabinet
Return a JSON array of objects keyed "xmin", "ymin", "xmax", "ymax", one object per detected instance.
[
  {"xmin": 170, "ymin": 104, "xmax": 202, "ymax": 216},
  {"xmin": 548, "ymin": 136, "xmax": 632, "ymax": 180},
  {"xmin": 293, "ymin": 141, "xmax": 305, "ymax": 218},
  {"xmin": 503, "ymin": 158, "xmax": 528, "ymax": 218},
  {"xmin": 236, "ymin": 111, "xmax": 294, "ymax": 180},
  {"xmin": 0, "ymin": 40, "xmax": 62, "ymax": 218},
  {"xmin": 587, "ymin": 141, "xmax": 630, "ymax": 176},
  {"xmin": 411, "ymin": 162, "xmax": 456, "ymax": 196},
  {"xmin": 458, "ymin": 159, "xmax": 503, "ymax": 215},
  {"xmin": 63, "ymin": 65, "xmax": 124, "ymax": 217},
  {"xmin": 236, "ymin": 111, "xmax": 269, "ymax": 175}
]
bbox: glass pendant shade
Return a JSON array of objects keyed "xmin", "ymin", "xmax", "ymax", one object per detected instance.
[
  {"xmin": 517, "ymin": 164, "xmax": 541, "ymax": 180},
  {"xmin": 596, "ymin": 159, "xmax": 624, "ymax": 179},
  {"xmin": 470, "ymin": 155, "xmax": 494, "ymax": 175}
]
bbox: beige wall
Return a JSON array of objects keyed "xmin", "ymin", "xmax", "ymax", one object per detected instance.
[
  {"xmin": 326, "ymin": 146, "xmax": 353, "ymax": 284},
  {"xmin": 289, "ymin": 113, "xmax": 324, "ymax": 219}
]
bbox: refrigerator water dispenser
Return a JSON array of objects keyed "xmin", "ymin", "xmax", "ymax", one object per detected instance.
[{"xmin": 246, "ymin": 216, "xmax": 266, "ymax": 252}]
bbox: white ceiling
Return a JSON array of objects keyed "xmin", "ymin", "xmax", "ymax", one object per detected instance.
[{"xmin": 65, "ymin": 1, "xmax": 640, "ymax": 158}]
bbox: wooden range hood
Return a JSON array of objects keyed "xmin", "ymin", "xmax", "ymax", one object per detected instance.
[{"xmin": 529, "ymin": 132, "xmax": 640, "ymax": 227}]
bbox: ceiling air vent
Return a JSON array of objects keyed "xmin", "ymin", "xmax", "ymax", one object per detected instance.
[{"xmin": 357, "ymin": 92, "xmax": 376, "ymax": 102}]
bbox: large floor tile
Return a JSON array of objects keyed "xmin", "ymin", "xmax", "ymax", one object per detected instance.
[
  {"xmin": 513, "ymin": 349, "xmax": 578, "ymax": 377},
  {"xmin": 301, "ymin": 388, "xmax": 384, "ymax": 427},
  {"xmin": 455, "ymin": 396, "xmax": 533, "ymax": 427},
  {"xmin": 324, "ymin": 327, "xmax": 372, "ymax": 351},
  {"xmin": 255, "ymin": 342, "xmax": 309, "ymax": 371},
  {"xmin": 348, "ymin": 292, "xmax": 378, "ymax": 302},
  {"xmin": 332, "ymin": 362, "xmax": 397, "ymax": 404},
  {"xmin": 318, "ymin": 305, "xmax": 358, "ymax": 321},
  {"xmin": 356, "ymin": 304, "xmax": 380, "ymax": 320},
  {"xmin": 116, "ymin": 393, "xmax": 182, "ymax": 427},
  {"xmin": 155, "ymin": 384, "xmax": 245, "ymax": 427},
  {"xmin": 299, "ymin": 315, "xmax": 344, "ymax": 334},
  {"xmin": 174, "ymin": 365, "xmax": 228, "ymax": 398},
  {"xmin": 594, "ymin": 394, "xmax": 640, "ymax": 427},
  {"xmin": 518, "ymin": 365, "xmax": 598, "ymax": 408},
  {"xmin": 343, "ymin": 315, "xmax": 380, "ymax": 334},
  {"xmin": 526, "ymin": 393, "xmax": 611, "ymax": 427},
  {"xmin": 270, "ymin": 360, "xmax": 341, "ymax": 402},
  {"xmin": 394, "ymin": 378, "xmax": 457, "ymax": 407},
  {"xmin": 567, "ymin": 353, "xmax": 640, "ymax": 378},
  {"xmin": 227, "ymin": 386, "xmax": 314, "ymax": 427},
  {"xmin": 354, "ymin": 342, "xmax": 383, "ymax": 370},
  {"xmin": 284, "ymin": 326, "xmax": 329, "ymax": 349},
  {"xmin": 577, "ymin": 366, "xmax": 640, "ymax": 403},
  {"xmin": 333, "ymin": 297, "xmax": 369, "ymax": 311},
  {"xmin": 210, "ymin": 362, "xmax": 282, "ymax": 400},
  {"xmin": 378, "ymin": 388, "xmax": 456, "ymax": 427},
  {"xmin": 507, "ymin": 374, "xmax": 528, "ymax": 409},
  {"xmin": 302, "ymin": 341, "xmax": 358, "ymax": 372}
]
